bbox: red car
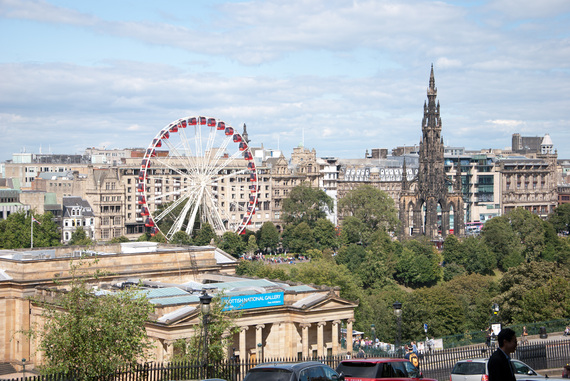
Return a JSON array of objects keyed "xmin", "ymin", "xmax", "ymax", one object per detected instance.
[{"xmin": 336, "ymin": 358, "xmax": 437, "ymax": 381}]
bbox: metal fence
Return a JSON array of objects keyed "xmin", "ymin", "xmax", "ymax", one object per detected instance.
[{"xmin": 5, "ymin": 338, "xmax": 569, "ymax": 381}]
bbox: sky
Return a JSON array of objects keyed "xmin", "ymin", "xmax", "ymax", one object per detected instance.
[{"xmin": 1, "ymin": 0, "xmax": 569, "ymax": 163}]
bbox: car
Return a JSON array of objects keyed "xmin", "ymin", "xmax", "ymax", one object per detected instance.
[
  {"xmin": 243, "ymin": 361, "xmax": 344, "ymax": 381},
  {"xmin": 450, "ymin": 357, "xmax": 567, "ymax": 381},
  {"xmin": 336, "ymin": 358, "xmax": 437, "ymax": 381}
]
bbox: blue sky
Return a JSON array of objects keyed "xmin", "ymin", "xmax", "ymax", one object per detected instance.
[{"xmin": 1, "ymin": 0, "xmax": 569, "ymax": 162}]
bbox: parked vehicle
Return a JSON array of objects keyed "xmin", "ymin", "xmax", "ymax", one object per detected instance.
[
  {"xmin": 336, "ymin": 358, "xmax": 437, "ymax": 380},
  {"xmin": 243, "ymin": 361, "xmax": 344, "ymax": 381},
  {"xmin": 450, "ymin": 357, "xmax": 567, "ymax": 381}
]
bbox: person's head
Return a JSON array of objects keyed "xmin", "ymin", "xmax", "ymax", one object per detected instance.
[{"xmin": 498, "ymin": 328, "xmax": 517, "ymax": 354}]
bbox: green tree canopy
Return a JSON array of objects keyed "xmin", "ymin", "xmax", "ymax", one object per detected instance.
[
  {"xmin": 340, "ymin": 216, "xmax": 372, "ymax": 246},
  {"xmin": 481, "ymin": 215, "xmax": 524, "ymax": 271},
  {"xmin": 548, "ymin": 203, "xmax": 570, "ymax": 234},
  {"xmin": 338, "ymin": 184, "xmax": 399, "ymax": 233},
  {"xmin": 169, "ymin": 231, "xmax": 193, "ymax": 245},
  {"xmin": 281, "ymin": 222, "xmax": 314, "ymax": 254},
  {"xmin": 68, "ymin": 227, "xmax": 93, "ymax": 246},
  {"xmin": 193, "ymin": 223, "xmax": 217, "ymax": 246},
  {"xmin": 282, "ymin": 183, "xmax": 333, "ymax": 228},
  {"xmin": 313, "ymin": 218, "xmax": 338, "ymax": 250},
  {"xmin": 31, "ymin": 259, "xmax": 154, "ymax": 380},
  {"xmin": 394, "ymin": 239, "xmax": 442, "ymax": 288},
  {"xmin": 218, "ymin": 231, "xmax": 246, "ymax": 257},
  {"xmin": 257, "ymin": 221, "xmax": 280, "ymax": 253},
  {"xmin": 0, "ymin": 211, "xmax": 60, "ymax": 249},
  {"xmin": 172, "ymin": 295, "xmax": 240, "ymax": 372},
  {"xmin": 494, "ymin": 261, "xmax": 570, "ymax": 323}
]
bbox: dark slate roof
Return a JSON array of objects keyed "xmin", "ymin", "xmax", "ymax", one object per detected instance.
[{"xmin": 62, "ymin": 196, "xmax": 94, "ymax": 217}]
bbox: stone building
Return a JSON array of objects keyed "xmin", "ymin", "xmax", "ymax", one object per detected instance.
[
  {"xmin": 61, "ymin": 196, "xmax": 95, "ymax": 243},
  {"xmin": 267, "ymin": 146, "xmax": 322, "ymax": 231},
  {"xmin": 0, "ymin": 242, "xmax": 357, "ymax": 369}
]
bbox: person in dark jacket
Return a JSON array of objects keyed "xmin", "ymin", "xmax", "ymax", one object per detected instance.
[{"xmin": 488, "ymin": 328, "xmax": 517, "ymax": 381}]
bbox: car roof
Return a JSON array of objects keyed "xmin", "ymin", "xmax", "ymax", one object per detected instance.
[
  {"xmin": 251, "ymin": 361, "xmax": 328, "ymax": 372},
  {"xmin": 455, "ymin": 358, "xmax": 488, "ymax": 363},
  {"xmin": 340, "ymin": 357, "xmax": 409, "ymax": 364}
]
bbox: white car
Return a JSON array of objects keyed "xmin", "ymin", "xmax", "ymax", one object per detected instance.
[{"xmin": 450, "ymin": 358, "xmax": 566, "ymax": 381}]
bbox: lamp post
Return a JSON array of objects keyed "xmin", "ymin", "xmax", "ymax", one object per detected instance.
[
  {"xmin": 199, "ymin": 290, "xmax": 212, "ymax": 377},
  {"xmin": 371, "ymin": 324, "xmax": 376, "ymax": 350},
  {"xmin": 393, "ymin": 302, "xmax": 402, "ymax": 356},
  {"xmin": 490, "ymin": 303, "xmax": 499, "ymax": 346},
  {"xmin": 22, "ymin": 358, "xmax": 26, "ymax": 379}
]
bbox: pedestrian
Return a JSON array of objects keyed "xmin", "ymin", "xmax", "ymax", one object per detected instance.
[
  {"xmin": 522, "ymin": 326, "xmax": 529, "ymax": 345},
  {"xmin": 488, "ymin": 328, "xmax": 517, "ymax": 381},
  {"xmin": 562, "ymin": 363, "xmax": 570, "ymax": 378}
]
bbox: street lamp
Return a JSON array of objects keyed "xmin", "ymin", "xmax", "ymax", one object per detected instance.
[
  {"xmin": 393, "ymin": 302, "xmax": 402, "ymax": 355},
  {"xmin": 371, "ymin": 324, "xmax": 376, "ymax": 348},
  {"xmin": 199, "ymin": 290, "xmax": 213, "ymax": 376},
  {"xmin": 21, "ymin": 358, "xmax": 26, "ymax": 379},
  {"xmin": 492, "ymin": 303, "xmax": 499, "ymax": 317},
  {"xmin": 489, "ymin": 303, "xmax": 499, "ymax": 346}
]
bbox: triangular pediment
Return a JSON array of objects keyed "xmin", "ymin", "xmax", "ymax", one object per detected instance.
[{"xmin": 292, "ymin": 293, "xmax": 358, "ymax": 311}]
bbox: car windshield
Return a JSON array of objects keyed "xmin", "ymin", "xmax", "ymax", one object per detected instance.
[
  {"xmin": 452, "ymin": 362, "xmax": 486, "ymax": 375},
  {"xmin": 337, "ymin": 362, "xmax": 380, "ymax": 378},
  {"xmin": 244, "ymin": 368, "xmax": 293, "ymax": 381}
]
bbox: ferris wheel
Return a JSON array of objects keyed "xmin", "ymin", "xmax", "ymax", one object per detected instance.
[{"xmin": 137, "ymin": 116, "xmax": 259, "ymax": 241}]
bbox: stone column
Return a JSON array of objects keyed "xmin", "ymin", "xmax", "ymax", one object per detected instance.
[
  {"xmin": 332, "ymin": 320, "xmax": 341, "ymax": 355},
  {"xmin": 300, "ymin": 323, "xmax": 311, "ymax": 359},
  {"xmin": 256, "ymin": 324, "xmax": 265, "ymax": 361},
  {"xmin": 347, "ymin": 319, "xmax": 354, "ymax": 355},
  {"xmin": 239, "ymin": 326, "xmax": 249, "ymax": 360},
  {"xmin": 317, "ymin": 322, "xmax": 325, "ymax": 357}
]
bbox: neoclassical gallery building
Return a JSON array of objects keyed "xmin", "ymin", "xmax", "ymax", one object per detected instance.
[{"xmin": 0, "ymin": 242, "xmax": 357, "ymax": 369}]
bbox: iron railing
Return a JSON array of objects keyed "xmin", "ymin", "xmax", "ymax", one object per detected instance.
[{"xmin": 5, "ymin": 338, "xmax": 569, "ymax": 381}]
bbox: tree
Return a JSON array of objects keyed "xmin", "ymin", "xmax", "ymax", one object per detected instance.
[
  {"xmin": 257, "ymin": 222, "xmax": 280, "ymax": 253},
  {"xmin": 460, "ymin": 236, "xmax": 496, "ymax": 275},
  {"xmin": 338, "ymin": 185, "xmax": 399, "ymax": 233},
  {"xmin": 403, "ymin": 286, "xmax": 465, "ymax": 340},
  {"xmin": 68, "ymin": 227, "xmax": 93, "ymax": 246},
  {"xmin": 281, "ymin": 183, "xmax": 333, "ymax": 228},
  {"xmin": 109, "ymin": 236, "xmax": 130, "ymax": 243},
  {"xmin": 30, "ymin": 259, "xmax": 154, "ymax": 379},
  {"xmin": 494, "ymin": 261, "xmax": 570, "ymax": 323},
  {"xmin": 442, "ymin": 234, "xmax": 462, "ymax": 265},
  {"xmin": 507, "ymin": 208, "xmax": 546, "ymax": 262},
  {"xmin": 288, "ymin": 259, "xmax": 363, "ymax": 303},
  {"xmin": 281, "ymin": 222, "xmax": 314, "ymax": 254},
  {"xmin": 313, "ymin": 218, "xmax": 338, "ymax": 250},
  {"xmin": 218, "ymin": 231, "xmax": 245, "ymax": 257},
  {"xmin": 193, "ymin": 223, "xmax": 217, "ymax": 246},
  {"xmin": 0, "ymin": 211, "xmax": 60, "ymax": 249},
  {"xmin": 246, "ymin": 234, "xmax": 258, "ymax": 255},
  {"xmin": 518, "ymin": 276, "xmax": 570, "ymax": 322},
  {"xmin": 548, "ymin": 203, "xmax": 570, "ymax": 234},
  {"xmin": 394, "ymin": 239, "xmax": 442, "ymax": 288},
  {"xmin": 481, "ymin": 215, "xmax": 523, "ymax": 271},
  {"xmin": 339, "ymin": 216, "xmax": 371, "ymax": 246},
  {"xmin": 169, "ymin": 231, "xmax": 193, "ymax": 245},
  {"xmin": 441, "ymin": 274, "xmax": 498, "ymax": 331},
  {"xmin": 172, "ymin": 296, "xmax": 240, "ymax": 371}
]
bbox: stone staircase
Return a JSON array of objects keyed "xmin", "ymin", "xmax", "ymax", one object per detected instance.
[{"xmin": 0, "ymin": 363, "xmax": 17, "ymax": 376}]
